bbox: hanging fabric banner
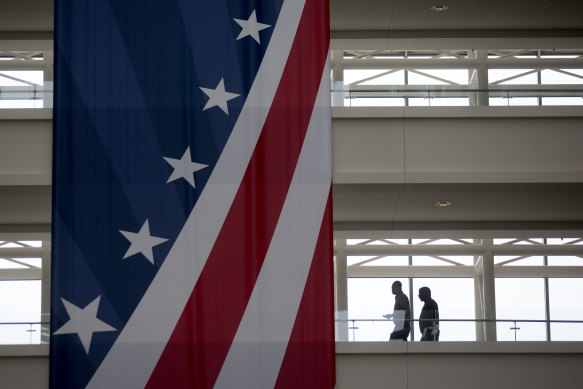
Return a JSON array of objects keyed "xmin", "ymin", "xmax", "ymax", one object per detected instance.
[{"xmin": 51, "ymin": 0, "xmax": 334, "ymax": 387}]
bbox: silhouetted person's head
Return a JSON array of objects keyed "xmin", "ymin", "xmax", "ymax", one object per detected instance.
[
  {"xmin": 418, "ymin": 287, "xmax": 431, "ymax": 302},
  {"xmin": 391, "ymin": 281, "xmax": 402, "ymax": 295}
]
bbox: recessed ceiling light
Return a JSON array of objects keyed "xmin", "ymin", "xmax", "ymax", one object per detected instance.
[
  {"xmin": 431, "ymin": 5, "xmax": 448, "ymax": 11},
  {"xmin": 435, "ymin": 201, "xmax": 453, "ymax": 207}
]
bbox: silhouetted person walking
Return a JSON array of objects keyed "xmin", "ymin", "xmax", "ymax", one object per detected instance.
[
  {"xmin": 383, "ymin": 281, "xmax": 411, "ymax": 341},
  {"xmin": 418, "ymin": 287, "xmax": 439, "ymax": 341}
]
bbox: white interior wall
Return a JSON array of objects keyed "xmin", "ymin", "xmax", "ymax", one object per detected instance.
[
  {"xmin": 0, "ymin": 111, "xmax": 51, "ymax": 186},
  {"xmin": 336, "ymin": 342, "xmax": 583, "ymax": 389},
  {"xmin": 4, "ymin": 344, "xmax": 583, "ymax": 389},
  {"xmin": 3, "ymin": 107, "xmax": 583, "ymax": 188},
  {"xmin": 332, "ymin": 107, "xmax": 583, "ymax": 185}
]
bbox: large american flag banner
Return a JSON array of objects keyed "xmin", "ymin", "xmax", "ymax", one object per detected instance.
[{"xmin": 50, "ymin": 0, "xmax": 334, "ymax": 387}]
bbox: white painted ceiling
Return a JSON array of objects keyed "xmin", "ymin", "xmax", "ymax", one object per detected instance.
[
  {"xmin": 2, "ymin": 0, "xmax": 583, "ymax": 33},
  {"xmin": 333, "ymin": 184, "xmax": 583, "ymax": 233},
  {"xmin": 330, "ymin": 0, "xmax": 583, "ymax": 31}
]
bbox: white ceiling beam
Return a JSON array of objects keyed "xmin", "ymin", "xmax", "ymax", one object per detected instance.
[
  {"xmin": 339, "ymin": 245, "xmax": 484, "ymax": 256},
  {"xmin": 334, "ymin": 57, "xmax": 583, "ymax": 70},
  {"xmin": 0, "ymin": 61, "xmax": 46, "ymax": 70},
  {"xmin": 490, "ymin": 49, "xmax": 533, "ymax": 58},
  {"xmin": 0, "ymin": 269, "xmax": 42, "ymax": 280},
  {"xmin": 336, "ymin": 58, "xmax": 478, "ymax": 69},
  {"xmin": 338, "ymin": 244, "xmax": 583, "ymax": 256},
  {"xmin": 495, "ymin": 266, "xmax": 583, "ymax": 278},
  {"xmin": 487, "ymin": 58, "xmax": 583, "ymax": 69},
  {"xmin": 493, "ymin": 245, "xmax": 583, "ymax": 256},
  {"xmin": 347, "ymin": 265, "xmax": 475, "ymax": 278},
  {"xmin": 345, "ymin": 265, "xmax": 583, "ymax": 278},
  {"xmin": 0, "ymin": 247, "xmax": 45, "ymax": 258}
]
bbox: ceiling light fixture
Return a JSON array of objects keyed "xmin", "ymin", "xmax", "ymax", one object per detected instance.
[
  {"xmin": 435, "ymin": 201, "xmax": 453, "ymax": 207},
  {"xmin": 430, "ymin": 5, "xmax": 448, "ymax": 11}
]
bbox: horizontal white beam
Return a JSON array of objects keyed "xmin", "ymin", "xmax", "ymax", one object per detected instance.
[
  {"xmin": 0, "ymin": 61, "xmax": 47, "ymax": 70},
  {"xmin": 488, "ymin": 58, "xmax": 583, "ymax": 69},
  {"xmin": 0, "ymin": 247, "xmax": 45, "ymax": 258},
  {"xmin": 346, "ymin": 265, "xmax": 583, "ymax": 278},
  {"xmin": 342, "ymin": 85, "xmax": 583, "ymax": 93},
  {"xmin": 338, "ymin": 244, "xmax": 583, "ymax": 256},
  {"xmin": 495, "ymin": 266, "xmax": 583, "ymax": 278},
  {"xmin": 347, "ymin": 266, "xmax": 475, "ymax": 277},
  {"xmin": 338, "ymin": 244, "xmax": 484, "ymax": 256},
  {"xmin": 334, "ymin": 57, "xmax": 583, "ymax": 70},
  {"xmin": 0, "ymin": 268, "xmax": 42, "ymax": 280},
  {"xmin": 493, "ymin": 245, "xmax": 583, "ymax": 256},
  {"xmin": 336, "ymin": 58, "xmax": 477, "ymax": 70}
]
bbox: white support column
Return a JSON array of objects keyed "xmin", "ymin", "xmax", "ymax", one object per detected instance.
[
  {"xmin": 473, "ymin": 239, "xmax": 485, "ymax": 341},
  {"xmin": 41, "ymin": 240, "xmax": 51, "ymax": 343},
  {"xmin": 335, "ymin": 238, "xmax": 349, "ymax": 341},
  {"xmin": 481, "ymin": 238, "xmax": 497, "ymax": 340},
  {"xmin": 476, "ymin": 49, "xmax": 489, "ymax": 106},
  {"xmin": 331, "ymin": 50, "xmax": 345, "ymax": 107},
  {"xmin": 43, "ymin": 51, "xmax": 53, "ymax": 109}
]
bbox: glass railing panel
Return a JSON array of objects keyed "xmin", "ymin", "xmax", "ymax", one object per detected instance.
[
  {"xmin": 334, "ymin": 318, "xmax": 583, "ymax": 342},
  {"xmin": 331, "ymin": 85, "xmax": 583, "ymax": 107},
  {"xmin": 0, "ymin": 322, "xmax": 42, "ymax": 345},
  {"xmin": 0, "ymin": 82, "xmax": 53, "ymax": 109}
]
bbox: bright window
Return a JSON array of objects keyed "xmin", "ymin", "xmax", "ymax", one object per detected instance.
[
  {"xmin": 347, "ymin": 278, "xmax": 410, "ymax": 341},
  {"xmin": 412, "ymin": 278, "xmax": 475, "ymax": 341},
  {"xmin": 548, "ymin": 278, "xmax": 583, "ymax": 341},
  {"xmin": 0, "ymin": 281, "xmax": 42, "ymax": 344},
  {"xmin": 495, "ymin": 278, "xmax": 546, "ymax": 341}
]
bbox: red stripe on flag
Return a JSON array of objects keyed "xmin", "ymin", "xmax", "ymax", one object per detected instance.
[
  {"xmin": 274, "ymin": 191, "xmax": 335, "ymax": 389},
  {"xmin": 146, "ymin": 0, "xmax": 330, "ymax": 387}
]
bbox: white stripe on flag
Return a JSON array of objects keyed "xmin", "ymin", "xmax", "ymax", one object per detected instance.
[
  {"xmin": 87, "ymin": 1, "xmax": 306, "ymax": 387},
  {"xmin": 213, "ymin": 58, "xmax": 331, "ymax": 389}
]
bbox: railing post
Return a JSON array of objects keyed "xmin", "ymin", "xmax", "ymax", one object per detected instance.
[
  {"xmin": 335, "ymin": 238, "xmax": 349, "ymax": 341},
  {"xmin": 41, "ymin": 240, "xmax": 51, "ymax": 344},
  {"xmin": 481, "ymin": 239, "xmax": 497, "ymax": 340},
  {"xmin": 544, "ymin": 238, "xmax": 551, "ymax": 341}
]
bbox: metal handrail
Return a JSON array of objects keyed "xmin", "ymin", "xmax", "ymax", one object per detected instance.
[
  {"xmin": 336, "ymin": 318, "xmax": 583, "ymax": 342},
  {"xmin": 0, "ymin": 321, "xmax": 49, "ymax": 345},
  {"xmin": 338, "ymin": 318, "xmax": 583, "ymax": 323}
]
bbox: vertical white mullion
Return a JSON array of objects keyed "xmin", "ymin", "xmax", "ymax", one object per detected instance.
[
  {"xmin": 543, "ymin": 238, "xmax": 551, "ymax": 341},
  {"xmin": 482, "ymin": 238, "xmax": 497, "ymax": 341},
  {"xmin": 335, "ymin": 238, "xmax": 349, "ymax": 341},
  {"xmin": 41, "ymin": 240, "xmax": 51, "ymax": 343},
  {"xmin": 473, "ymin": 238, "xmax": 485, "ymax": 341}
]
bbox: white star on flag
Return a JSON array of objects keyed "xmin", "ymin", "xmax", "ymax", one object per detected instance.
[
  {"xmin": 233, "ymin": 10, "xmax": 271, "ymax": 44},
  {"xmin": 163, "ymin": 147, "xmax": 208, "ymax": 188},
  {"xmin": 53, "ymin": 296, "xmax": 116, "ymax": 354},
  {"xmin": 119, "ymin": 219, "xmax": 168, "ymax": 264},
  {"xmin": 200, "ymin": 78, "xmax": 239, "ymax": 115}
]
